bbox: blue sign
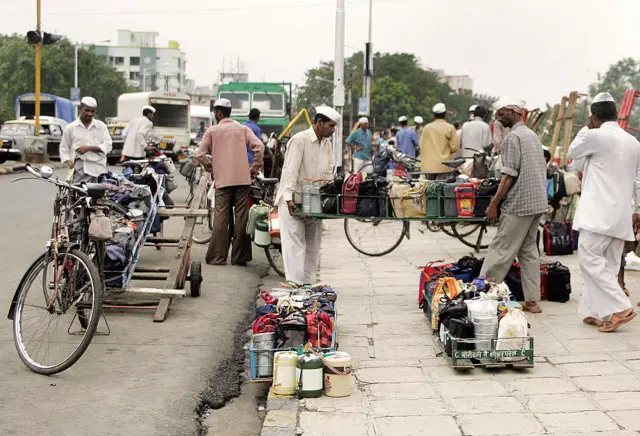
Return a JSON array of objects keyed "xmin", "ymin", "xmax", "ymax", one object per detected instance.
[
  {"xmin": 358, "ymin": 97, "xmax": 368, "ymax": 116},
  {"xmin": 70, "ymin": 87, "xmax": 81, "ymax": 103}
]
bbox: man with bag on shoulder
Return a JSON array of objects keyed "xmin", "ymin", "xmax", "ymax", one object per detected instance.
[
  {"xmin": 276, "ymin": 106, "xmax": 340, "ymax": 284},
  {"xmin": 568, "ymin": 92, "xmax": 640, "ymax": 332},
  {"xmin": 480, "ymin": 97, "xmax": 547, "ymax": 314}
]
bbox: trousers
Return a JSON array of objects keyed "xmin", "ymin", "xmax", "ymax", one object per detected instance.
[
  {"xmin": 206, "ymin": 185, "xmax": 252, "ymax": 265},
  {"xmin": 279, "ymin": 198, "xmax": 322, "ymax": 284},
  {"xmin": 480, "ymin": 213, "xmax": 543, "ymax": 302},
  {"xmin": 353, "ymin": 158, "xmax": 373, "ymax": 175},
  {"xmin": 578, "ymin": 229, "xmax": 632, "ymax": 321}
]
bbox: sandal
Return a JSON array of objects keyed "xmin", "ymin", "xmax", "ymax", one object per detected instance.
[
  {"xmin": 583, "ymin": 317, "xmax": 604, "ymax": 327},
  {"xmin": 523, "ymin": 302, "xmax": 542, "ymax": 313},
  {"xmin": 624, "ymin": 288, "xmax": 630, "ymax": 296},
  {"xmin": 599, "ymin": 309, "xmax": 637, "ymax": 333}
]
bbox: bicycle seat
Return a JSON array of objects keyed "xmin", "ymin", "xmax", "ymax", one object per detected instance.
[
  {"xmin": 258, "ymin": 177, "xmax": 279, "ymax": 185},
  {"xmin": 122, "ymin": 161, "xmax": 145, "ymax": 169},
  {"xmin": 83, "ymin": 183, "xmax": 107, "ymax": 199},
  {"xmin": 442, "ymin": 158, "xmax": 467, "ymax": 169}
]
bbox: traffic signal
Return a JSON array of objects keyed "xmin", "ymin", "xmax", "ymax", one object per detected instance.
[{"xmin": 26, "ymin": 31, "xmax": 63, "ymax": 45}]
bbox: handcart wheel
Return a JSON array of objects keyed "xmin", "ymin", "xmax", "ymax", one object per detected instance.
[
  {"xmin": 343, "ymin": 218, "xmax": 408, "ymax": 257},
  {"xmin": 189, "ymin": 260, "xmax": 203, "ymax": 297}
]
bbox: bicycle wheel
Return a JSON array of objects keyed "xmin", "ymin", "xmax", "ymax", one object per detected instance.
[
  {"xmin": 451, "ymin": 223, "xmax": 490, "ymax": 251},
  {"xmin": 442, "ymin": 222, "xmax": 481, "ymax": 238},
  {"xmin": 12, "ymin": 249, "xmax": 103, "ymax": 375},
  {"xmin": 193, "ymin": 192, "xmax": 213, "ymax": 245},
  {"xmin": 265, "ymin": 242, "xmax": 285, "ymax": 277},
  {"xmin": 344, "ymin": 218, "xmax": 407, "ymax": 256}
]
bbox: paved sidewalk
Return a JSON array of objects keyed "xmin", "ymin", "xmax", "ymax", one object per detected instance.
[{"xmin": 261, "ymin": 221, "xmax": 640, "ymax": 436}]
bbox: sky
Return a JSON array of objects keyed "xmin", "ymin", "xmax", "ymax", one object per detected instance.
[{"xmin": 3, "ymin": 0, "xmax": 640, "ymax": 109}]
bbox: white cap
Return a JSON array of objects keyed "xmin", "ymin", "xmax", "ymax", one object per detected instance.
[
  {"xmin": 398, "ymin": 115, "xmax": 408, "ymax": 122},
  {"xmin": 358, "ymin": 116, "xmax": 369, "ymax": 124},
  {"xmin": 81, "ymin": 97, "xmax": 97, "ymax": 108},
  {"xmin": 469, "ymin": 104, "xmax": 477, "ymax": 112},
  {"xmin": 492, "ymin": 96, "xmax": 527, "ymax": 112},
  {"xmin": 142, "ymin": 105, "xmax": 156, "ymax": 113},
  {"xmin": 414, "ymin": 116, "xmax": 424, "ymax": 124},
  {"xmin": 432, "ymin": 103, "xmax": 446, "ymax": 114},
  {"xmin": 592, "ymin": 92, "xmax": 615, "ymax": 104},
  {"xmin": 315, "ymin": 105, "xmax": 341, "ymax": 123},
  {"xmin": 213, "ymin": 98, "xmax": 232, "ymax": 108}
]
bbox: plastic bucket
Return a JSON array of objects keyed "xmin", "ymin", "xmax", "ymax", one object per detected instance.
[
  {"xmin": 323, "ymin": 352, "xmax": 352, "ymax": 397},
  {"xmin": 253, "ymin": 332, "xmax": 276, "ymax": 377}
]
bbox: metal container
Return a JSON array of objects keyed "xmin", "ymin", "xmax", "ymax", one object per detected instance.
[
  {"xmin": 301, "ymin": 184, "xmax": 312, "ymax": 213},
  {"xmin": 473, "ymin": 315, "xmax": 499, "ymax": 336},
  {"xmin": 309, "ymin": 185, "xmax": 323, "ymax": 214},
  {"xmin": 253, "ymin": 332, "xmax": 276, "ymax": 377},
  {"xmin": 254, "ymin": 220, "xmax": 272, "ymax": 247}
]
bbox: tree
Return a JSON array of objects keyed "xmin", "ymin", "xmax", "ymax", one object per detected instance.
[
  {"xmin": 295, "ymin": 51, "xmax": 475, "ymax": 128},
  {"xmin": 0, "ymin": 34, "xmax": 129, "ymax": 122}
]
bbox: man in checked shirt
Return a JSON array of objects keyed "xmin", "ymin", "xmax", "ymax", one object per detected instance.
[{"xmin": 480, "ymin": 97, "xmax": 548, "ymax": 313}]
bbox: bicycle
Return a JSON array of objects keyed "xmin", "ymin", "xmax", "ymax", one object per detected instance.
[{"xmin": 7, "ymin": 163, "xmax": 106, "ymax": 375}]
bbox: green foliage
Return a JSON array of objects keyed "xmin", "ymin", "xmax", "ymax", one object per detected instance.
[
  {"xmin": 0, "ymin": 34, "xmax": 128, "ymax": 122},
  {"xmin": 295, "ymin": 51, "xmax": 476, "ymax": 128}
]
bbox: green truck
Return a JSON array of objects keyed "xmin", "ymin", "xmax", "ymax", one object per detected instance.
[{"xmin": 215, "ymin": 82, "xmax": 292, "ymax": 137}]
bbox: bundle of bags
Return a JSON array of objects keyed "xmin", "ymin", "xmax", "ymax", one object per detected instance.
[{"xmin": 252, "ymin": 284, "xmax": 337, "ymax": 350}]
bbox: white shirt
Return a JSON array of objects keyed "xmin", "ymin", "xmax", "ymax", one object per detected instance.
[
  {"xmin": 460, "ymin": 117, "xmax": 492, "ymax": 158},
  {"xmin": 59, "ymin": 118, "xmax": 113, "ymax": 177},
  {"xmin": 122, "ymin": 116, "xmax": 154, "ymax": 158},
  {"xmin": 568, "ymin": 121, "xmax": 640, "ymax": 241},
  {"xmin": 275, "ymin": 127, "xmax": 334, "ymax": 205}
]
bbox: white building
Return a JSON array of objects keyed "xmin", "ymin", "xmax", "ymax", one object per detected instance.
[
  {"xmin": 93, "ymin": 30, "xmax": 187, "ymax": 92},
  {"xmin": 446, "ymin": 75, "xmax": 474, "ymax": 93}
]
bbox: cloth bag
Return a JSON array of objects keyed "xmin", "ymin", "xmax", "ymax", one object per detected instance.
[
  {"xmin": 89, "ymin": 210, "xmax": 113, "ymax": 241},
  {"xmin": 496, "ymin": 308, "xmax": 529, "ymax": 361},
  {"xmin": 402, "ymin": 181, "xmax": 429, "ymax": 218},
  {"xmin": 341, "ymin": 173, "xmax": 362, "ymax": 215},
  {"xmin": 426, "ymin": 182, "xmax": 445, "ymax": 218},
  {"xmin": 320, "ymin": 177, "xmax": 344, "ymax": 214},
  {"xmin": 543, "ymin": 221, "xmax": 574, "ymax": 256},
  {"xmin": 388, "ymin": 182, "xmax": 411, "ymax": 218},
  {"xmin": 474, "ymin": 178, "xmax": 500, "ymax": 217}
]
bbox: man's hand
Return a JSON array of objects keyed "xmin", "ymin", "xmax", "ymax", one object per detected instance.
[
  {"xmin": 486, "ymin": 203, "xmax": 499, "ymax": 224},
  {"xmin": 66, "ymin": 160, "xmax": 74, "ymax": 169},
  {"xmin": 77, "ymin": 146, "xmax": 91, "ymax": 154},
  {"xmin": 587, "ymin": 118, "xmax": 597, "ymax": 130},
  {"xmin": 633, "ymin": 213, "xmax": 640, "ymax": 233},
  {"xmin": 354, "ymin": 145, "xmax": 364, "ymax": 151},
  {"xmin": 250, "ymin": 167, "xmax": 260, "ymax": 178},
  {"xmin": 287, "ymin": 200, "xmax": 296, "ymax": 217}
]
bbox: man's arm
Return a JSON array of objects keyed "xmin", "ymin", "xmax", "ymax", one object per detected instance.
[
  {"xmin": 247, "ymin": 128, "xmax": 265, "ymax": 174},
  {"xmin": 136, "ymin": 119, "xmax": 153, "ymax": 146},
  {"xmin": 195, "ymin": 130, "xmax": 213, "ymax": 173},
  {"xmin": 568, "ymin": 126, "xmax": 595, "ymax": 161},
  {"xmin": 345, "ymin": 131, "xmax": 363, "ymax": 151},
  {"xmin": 493, "ymin": 121, "xmax": 504, "ymax": 152},
  {"xmin": 411, "ymin": 130, "xmax": 420, "ymax": 151},
  {"xmin": 449, "ymin": 126, "xmax": 461, "ymax": 153},
  {"xmin": 483, "ymin": 125, "xmax": 493, "ymax": 151},
  {"xmin": 279, "ymin": 135, "xmax": 305, "ymax": 213},
  {"xmin": 59, "ymin": 126, "xmax": 74, "ymax": 168},
  {"xmin": 633, "ymin": 152, "xmax": 640, "ymax": 232}
]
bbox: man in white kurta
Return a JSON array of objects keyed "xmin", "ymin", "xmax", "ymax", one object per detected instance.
[
  {"xmin": 121, "ymin": 106, "xmax": 155, "ymax": 160},
  {"xmin": 568, "ymin": 92, "xmax": 640, "ymax": 332},
  {"xmin": 276, "ymin": 106, "xmax": 340, "ymax": 284}
]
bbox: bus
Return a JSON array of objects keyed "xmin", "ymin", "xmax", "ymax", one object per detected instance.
[{"xmin": 215, "ymin": 82, "xmax": 292, "ymax": 138}]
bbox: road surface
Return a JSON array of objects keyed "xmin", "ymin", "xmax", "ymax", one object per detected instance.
[{"xmin": 0, "ymin": 168, "xmax": 269, "ymax": 436}]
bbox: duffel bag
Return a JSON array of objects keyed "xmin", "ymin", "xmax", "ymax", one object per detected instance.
[
  {"xmin": 445, "ymin": 317, "xmax": 475, "ymax": 356},
  {"xmin": 474, "ymin": 178, "xmax": 500, "ymax": 217},
  {"xmin": 504, "ymin": 263, "xmax": 525, "ymax": 302},
  {"xmin": 547, "ymin": 262, "xmax": 571, "ymax": 303},
  {"xmin": 341, "ymin": 173, "xmax": 362, "ymax": 215},
  {"xmin": 320, "ymin": 177, "xmax": 344, "ymax": 214},
  {"xmin": 543, "ymin": 221, "xmax": 574, "ymax": 256}
]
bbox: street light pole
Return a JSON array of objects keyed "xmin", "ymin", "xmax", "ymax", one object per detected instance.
[
  {"xmin": 34, "ymin": 0, "xmax": 41, "ymax": 137},
  {"xmin": 363, "ymin": 0, "xmax": 373, "ymax": 117},
  {"xmin": 333, "ymin": 0, "xmax": 346, "ymax": 172}
]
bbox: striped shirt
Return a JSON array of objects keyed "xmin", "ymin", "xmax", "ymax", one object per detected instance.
[{"xmin": 500, "ymin": 122, "xmax": 548, "ymax": 216}]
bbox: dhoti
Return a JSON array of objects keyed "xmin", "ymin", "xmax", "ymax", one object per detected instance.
[
  {"xmin": 279, "ymin": 199, "xmax": 322, "ymax": 285},
  {"xmin": 578, "ymin": 229, "xmax": 632, "ymax": 321},
  {"xmin": 480, "ymin": 213, "xmax": 542, "ymax": 302}
]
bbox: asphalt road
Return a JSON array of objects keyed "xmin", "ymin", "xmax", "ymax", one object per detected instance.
[{"xmin": 0, "ymin": 168, "xmax": 270, "ymax": 436}]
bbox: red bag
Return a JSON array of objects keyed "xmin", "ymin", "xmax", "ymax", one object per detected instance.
[
  {"xmin": 540, "ymin": 263, "xmax": 549, "ymax": 301},
  {"xmin": 306, "ymin": 312, "xmax": 333, "ymax": 349},
  {"xmin": 418, "ymin": 260, "xmax": 451, "ymax": 308},
  {"xmin": 252, "ymin": 314, "xmax": 280, "ymax": 334},
  {"xmin": 341, "ymin": 173, "xmax": 362, "ymax": 215}
]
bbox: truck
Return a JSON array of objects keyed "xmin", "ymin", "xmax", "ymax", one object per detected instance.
[
  {"xmin": 14, "ymin": 93, "xmax": 76, "ymax": 123},
  {"xmin": 117, "ymin": 91, "xmax": 191, "ymax": 154},
  {"xmin": 215, "ymin": 82, "xmax": 292, "ymax": 138},
  {"xmin": 189, "ymin": 105, "xmax": 212, "ymax": 145}
]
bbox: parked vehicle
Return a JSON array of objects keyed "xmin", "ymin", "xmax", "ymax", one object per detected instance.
[
  {"xmin": 190, "ymin": 105, "xmax": 212, "ymax": 145},
  {"xmin": 0, "ymin": 117, "xmax": 68, "ymax": 160},
  {"xmin": 15, "ymin": 93, "xmax": 76, "ymax": 123},
  {"xmin": 105, "ymin": 118, "xmax": 127, "ymax": 164},
  {"xmin": 117, "ymin": 91, "xmax": 191, "ymax": 158}
]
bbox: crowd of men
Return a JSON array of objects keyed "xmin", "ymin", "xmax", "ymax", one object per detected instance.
[{"xmin": 57, "ymin": 90, "xmax": 640, "ymax": 334}]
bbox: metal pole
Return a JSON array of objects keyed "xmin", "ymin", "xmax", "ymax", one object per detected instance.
[
  {"xmin": 364, "ymin": 0, "xmax": 373, "ymax": 117},
  {"xmin": 142, "ymin": 68, "xmax": 146, "ymax": 92},
  {"xmin": 333, "ymin": 0, "xmax": 346, "ymax": 172},
  {"xmin": 34, "ymin": 0, "xmax": 41, "ymax": 137},
  {"xmin": 74, "ymin": 43, "xmax": 78, "ymax": 118}
]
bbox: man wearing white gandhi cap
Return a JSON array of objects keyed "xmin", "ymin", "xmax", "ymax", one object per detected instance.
[
  {"xmin": 59, "ymin": 96, "xmax": 112, "ymax": 184},
  {"xmin": 567, "ymin": 91, "xmax": 640, "ymax": 332},
  {"xmin": 346, "ymin": 116, "xmax": 373, "ymax": 175},
  {"xmin": 479, "ymin": 96, "xmax": 547, "ymax": 313},
  {"xmin": 275, "ymin": 105, "xmax": 340, "ymax": 284}
]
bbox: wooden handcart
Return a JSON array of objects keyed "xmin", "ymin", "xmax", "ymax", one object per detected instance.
[{"xmin": 102, "ymin": 175, "xmax": 209, "ymax": 322}]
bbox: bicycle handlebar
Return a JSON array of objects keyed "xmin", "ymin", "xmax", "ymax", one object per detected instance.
[{"xmin": 11, "ymin": 163, "xmax": 88, "ymax": 194}]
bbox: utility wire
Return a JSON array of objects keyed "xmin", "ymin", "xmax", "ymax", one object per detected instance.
[{"xmin": 5, "ymin": 0, "xmax": 415, "ymax": 17}]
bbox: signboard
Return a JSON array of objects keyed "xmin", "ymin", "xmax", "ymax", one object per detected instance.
[
  {"xmin": 70, "ymin": 88, "xmax": 81, "ymax": 103},
  {"xmin": 358, "ymin": 97, "xmax": 368, "ymax": 116},
  {"xmin": 453, "ymin": 349, "xmax": 531, "ymax": 360}
]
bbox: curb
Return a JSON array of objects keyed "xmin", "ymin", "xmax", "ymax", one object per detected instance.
[{"xmin": 260, "ymin": 389, "xmax": 301, "ymax": 436}]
